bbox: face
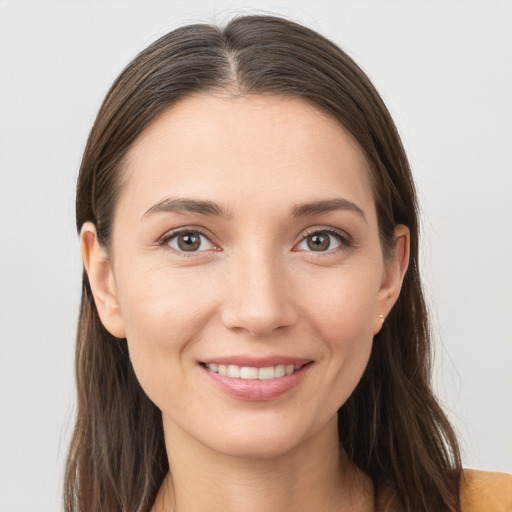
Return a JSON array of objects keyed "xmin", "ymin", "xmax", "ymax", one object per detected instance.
[{"xmin": 83, "ymin": 94, "xmax": 408, "ymax": 459}]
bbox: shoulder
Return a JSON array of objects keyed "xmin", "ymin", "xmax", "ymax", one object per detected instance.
[{"xmin": 461, "ymin": 469, "xmax": 512, "ymax": 512}]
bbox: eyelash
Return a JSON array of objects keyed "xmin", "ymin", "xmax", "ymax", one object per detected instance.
[
  {"xmin": 158, "ymin": 226, "xmax": 353, "ymax": 256},
  {"xmin": 158, "ymin": 227, "xmax": 218, "ymax": 257},
  {"xmin": 296, "ymin": 227, "xmax": 353, "ymax": 255}
]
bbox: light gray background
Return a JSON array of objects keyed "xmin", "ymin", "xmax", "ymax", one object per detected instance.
[{"xmin": 1, "ymin": 1, "xmax": 511, "ymax": 510}]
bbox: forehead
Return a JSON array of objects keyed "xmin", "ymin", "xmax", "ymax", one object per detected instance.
[{"xmin": 118, "ymin": 93, "xmax": 375, "ymax": 221}]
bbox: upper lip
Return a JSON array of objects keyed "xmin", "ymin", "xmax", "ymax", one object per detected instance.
[{"xmin": 200, "ymin": 356, "xmax": 312, "ymax": 367}]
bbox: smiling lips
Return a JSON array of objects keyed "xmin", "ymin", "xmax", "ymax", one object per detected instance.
[
  {"xmin": 205, "ymin": 363, "xmax": 303, "ymax": 380},
  {"xmin": 200, "ymin": 359, "xmax": 313, "ymax": 401}
]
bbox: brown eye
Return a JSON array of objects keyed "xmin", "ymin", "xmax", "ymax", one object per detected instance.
[
  {"xmin": 306, "ymin": 233, "xmax": 331, "ymax": 251},
  {"xmin": 166, "ymin": 231, "xmax": 214, "ymax": 253},
  {"xmin": 177, "ymin": 233, "xmax": 201, "ymax": 251},
  {"xmin": 296, "ymin": 229, "xmax": 347, "ymax": 253}
]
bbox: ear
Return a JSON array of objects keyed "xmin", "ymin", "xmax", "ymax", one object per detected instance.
[
  {"xmin": 80, "ymin": 222, "xmax": 126, "ymax": 338},
  {"xmin": 374, "ymin": 225, "xmax": 410, "ymax": 334}
]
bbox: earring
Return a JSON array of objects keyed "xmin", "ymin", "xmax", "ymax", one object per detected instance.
[{"xmin": 379, "ymin": 314, "xmax": 385, "ymax": 321}]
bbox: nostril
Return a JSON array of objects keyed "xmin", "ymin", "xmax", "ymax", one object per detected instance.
[
  {"xmin": 220, "ymin": 307, "xmax": 297, "ymax": 337},
  {"xmin": 220, "ymin": 260, "xmax": 298, "ymax": 335}
]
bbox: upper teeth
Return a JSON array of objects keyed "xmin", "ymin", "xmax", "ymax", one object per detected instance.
[{"xmin": 205, "ymin": 363, "xmax": 301, "ymax": 380}]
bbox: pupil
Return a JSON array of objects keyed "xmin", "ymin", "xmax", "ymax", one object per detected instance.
[
  {"xmin": 178, "ymin": 233, "xmax": 200, "ymax": 251},
  {"xmin": 307, "ymin": 233, "xmax": 330, "ymax": 251}
]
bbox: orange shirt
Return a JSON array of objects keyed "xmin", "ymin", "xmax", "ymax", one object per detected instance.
[
  {"xmin": 377, "ymin": 469, "xmax": 512, "ymax": 511},
  {"xmin": 461, "ymin": 469, "xmax": 512, "ymax": 512}
]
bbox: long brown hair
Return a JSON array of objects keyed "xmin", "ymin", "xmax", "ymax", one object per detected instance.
[{"xmin": 66, "ymin": 14, "xmax": 462, "ymax": 512}]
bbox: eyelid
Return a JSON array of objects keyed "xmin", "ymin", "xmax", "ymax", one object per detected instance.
[
  {"xmin": 294, "ymin": 226, "xmax": 354, "ymax": 253},
  {"xmin": 158, "ymin": 226, "xmax": 220, "ymax": 255}
]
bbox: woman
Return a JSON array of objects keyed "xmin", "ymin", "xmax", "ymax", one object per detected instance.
[{"xmin": 65, "ymin": 14, "xmax": 511, "ymax": 512}]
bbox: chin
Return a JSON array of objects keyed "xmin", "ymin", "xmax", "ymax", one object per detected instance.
[
  {"xmin": 194, "ymin": 411, "xmax": 335, "ymax": 461},
  {"xmin": 210, "ymin": 431, "xmax": 306, "ymax": 460}
]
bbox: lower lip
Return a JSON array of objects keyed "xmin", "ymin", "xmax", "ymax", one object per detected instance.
[{"xmin": 200, "ymin": 363, "xmax": 312, "ymax": 401}]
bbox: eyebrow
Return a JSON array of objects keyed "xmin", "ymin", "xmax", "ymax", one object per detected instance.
[
  {"xmin": 142, "ymin": 196, "xmax": 366, "ymax": 223},
  {"xmin": 143, "ymin": 198, "xmax": 232, "ymax": 219},
  {"xmin": 291, "ymin": 198, "xmax": 367, "ymax": 223}
]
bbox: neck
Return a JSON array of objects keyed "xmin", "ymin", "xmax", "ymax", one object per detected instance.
[{"xmin": 152, "ymin": 416, "xmax": 374, "ymax": 512}]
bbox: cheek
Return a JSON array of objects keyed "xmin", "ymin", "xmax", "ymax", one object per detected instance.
[
  {"xmin": 301, "ymin": 262, "xmax": 381, "ymax": 339},
  {"xmin": 299, "ymin": 266, "xmax": 380, "ymax": 401},
  {"xmin": 114, "ymin": 264, "xmax": 218, "ymax": 402},
  {"xmin": 118, "ymin": 263, "xmax": 217, "ymax": 339}
]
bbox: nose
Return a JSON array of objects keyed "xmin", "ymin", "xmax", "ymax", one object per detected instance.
[{"xmin": 220, "ymin": 247, "xmax": 298, "ymax": 337}]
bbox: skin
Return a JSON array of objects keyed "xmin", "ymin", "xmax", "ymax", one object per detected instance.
[{"xmin": 81, "ymin": 93, "xmax": 409, "ymax": 512}]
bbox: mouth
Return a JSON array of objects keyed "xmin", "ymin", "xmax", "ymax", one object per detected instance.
[
  {"xmin": 201, "ymin": 362, "xmax": 308, "ymax": 380},
  {"xmin": 199, "ymin": 360, "xmax": 313, "ymax": 401}
]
